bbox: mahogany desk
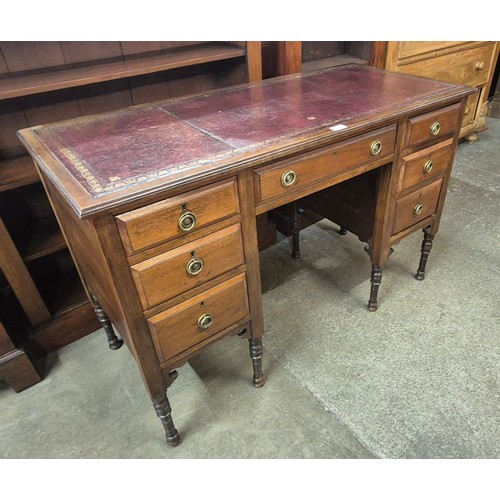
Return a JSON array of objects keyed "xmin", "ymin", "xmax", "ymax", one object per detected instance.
[{"xmin": 18, "ymin": 66, "xmax": 474, "ymax": 446}]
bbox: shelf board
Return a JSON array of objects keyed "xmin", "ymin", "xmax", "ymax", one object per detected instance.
[
  {"xmin": 0, "ymin": 156, "xmax": 39, "ymax": 192},
  {"xmin": 0, "ymin": 42, "xmax": 247, "ymax": 100},
  {"xmin": 302, "ymin": 55, "xmax": 369, "ymax": 73},
  {"xmin": 22, "ymin": 217, "xmax": 67, "ymax": 262}
]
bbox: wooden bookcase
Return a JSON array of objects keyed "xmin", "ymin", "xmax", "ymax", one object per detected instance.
[
  {"xmin": 262, "ymin": 41, "xmax": 387, "ymax": 78},
  {"xmin": 0, "ymin": 41, "xmax": 262, "ymax": 390}
]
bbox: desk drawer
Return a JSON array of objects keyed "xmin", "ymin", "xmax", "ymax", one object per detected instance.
[
  {"xmin": 254, "ymin": 125, "xmax": 396, "ymax": 205},
  {"xmin": 406, "ymin": 104, "xmax": 461, "ymax": 148},
  {"xmin": 393, "ymin": 179, "xmax": 443, "ymax": 235},
  {"xmin": 131, "ymin": 224, "xmax": 244, "ymax": 310},
  {"xmin": 116, "ymin": 178, "xmax": 240, "ymax": 255},
  {"xmin": 148, "ymin": 274, "xmax": 249, "ymax": 363},
  {"xmin": 399, "ymin": 42, "xmax": 496, "ymax": 88},
  {"xmin": 400, "ymin": 139, "xmax": 453, "ymax": 192}
]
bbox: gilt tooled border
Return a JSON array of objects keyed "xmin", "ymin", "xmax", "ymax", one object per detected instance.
[{"xmin": 39, "ymin": 117, "xmax": 339, "ymax": 198}]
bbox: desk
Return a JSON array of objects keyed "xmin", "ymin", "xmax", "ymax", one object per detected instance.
[{"xmin": 18, "ymin": 66, "xmax": 474, "ymax": 446}]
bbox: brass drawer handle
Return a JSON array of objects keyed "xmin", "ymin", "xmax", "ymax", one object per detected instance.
[
  {"xmin": 429, "ymin": 122, "xmax": 440, "ymax": 136},
  {"xmin": 370, "ymin": 140, "xmax": 382, "ymax": 156},
  {"xmin": 475, "ymin": 61, "xmax": 485, "ymax": 70},
  {"xmin": 281, "ymin": 170, "xmax": 297, "ymax": 187},
  {"xmin": 423, "ymin": 160, "xmax": 433, "ymax": 173},
  {"xmin": 198, "ymin": 313, "xmax": 214, "ymax": 330},
  {"xmin": 413, "ymin": 204, "xmax": 423, "ymax": 216},
  {"xmin": 186, "ymin": 257, "xmax": 204, "ymax": 276},
  {"xmin": 178, "ymin": 211, "xmax": 197, "ymax": 232}
]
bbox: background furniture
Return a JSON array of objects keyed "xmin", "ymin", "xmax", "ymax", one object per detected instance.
[
  {"xmin": 385, "ymin": 41, "xmax": 499, "ymax": 143},
  {"xmin": 0, "ymin": 41, "xmax": 261, "ymax": 390}
]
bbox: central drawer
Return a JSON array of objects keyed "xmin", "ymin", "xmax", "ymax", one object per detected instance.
[
  {"xmin": 148, "ymin": 273, "xmax": 249, "ymax": 363},
  {"xmin": 254, "ymin": 125, "xmax": 396, "ymax": 205},
  {"xmin": 131, "ymin": 224, "xmax": 245, "ymax": 310}
]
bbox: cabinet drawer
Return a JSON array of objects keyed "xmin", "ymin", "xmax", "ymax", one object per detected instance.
[
  {"xmin": 148, "ymin": 274, "xmax": 249, "ymax": 363},
  {"xmin": 406, "ymin": 104, "xmax": 461, "ymax": 148},
  {"xmin": 116, "ymin": 178, "xmax": 240, "ymax": 255},
  {"xmin": 396, "ymin": 41, "xmax": 468, "ymax": 60},
  {"xmin": 400, "ymin": 139, "xmax": 453, "ymax": 192},
  {"xmin": 399, "ymin": 43, "xmax": 496, "ymax": 87},
  {"xmin": 131, "ymin": 224, "xmax": 244, "ymax": 310},
  {"xmin": 254, "ymin": 125, "xmax": 396, "ymax": 205},
  {"xmin": 393, "ymin": 179, "xmax": 443, "ymax": 235}
]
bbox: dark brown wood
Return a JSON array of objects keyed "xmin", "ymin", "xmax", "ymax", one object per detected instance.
[
  {"xmin": 0, "ymin": 217, "xmax": 51, "ymax": 325},
  {"xmin": 290, "ymin": 201, "xmax": 301, "ymax": 259},
  {"xmin": 415, "ymin": 229, "xmax": 435, "ymax": 280},
  {"xmin": 153, "ymin": 393, "xmax": 180, "ymax": 447},
  {"xmin": 92, "ymin": 297, "xmax": 124, "ymax": 350},
  {"xmin": 0, "ymin": 42, "xmax": 247, "ymax": 100},
  {"xmin": 17, "ymin": 65, "xmax": 473, "ymax": 446},
  {"xmin": 0, "ymin": 321, "xmax": 43, "ymax": 392}
]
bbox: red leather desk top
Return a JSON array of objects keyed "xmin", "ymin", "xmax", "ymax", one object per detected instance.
[{"xmin": 20, "ymin": 65, "xmax": 473, "ymax": 216}]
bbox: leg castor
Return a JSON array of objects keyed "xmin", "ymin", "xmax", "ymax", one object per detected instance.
[
  {"xmin": 368, "ymin": 265, "xmax": 383, "ymax": 312},
  {"xmin": 249, "ymin": 338, "xmax": 265, "ymax": 388},
  {"xmin": 415, "ymin": 230, "xmax": 434, "ymax": 281}
]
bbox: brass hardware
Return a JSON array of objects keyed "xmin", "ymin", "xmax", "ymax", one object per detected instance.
[
  {"xmin": 465, "ymin": 107, "xmax": 470, "ymax": 115},
  {"xmin": 370, "ymin": 140, "xmax": 382, "ymax": 156},
  {"xmin": 413, "ymin": 204, "xmax": 423, "ymax": 215},
  {"xmin": 178, "ymin": 211, "xmax": 197, "ymax": 232},
  {"xmin": 423, "ymin": 160, "xmax": 433, "ymax": 173},
  {"xmin": 186, "ymin": 257, "xmax": 204, "ymax": 276},
  {"xmin": 281, "ymin": 170, "xmax": 297, "ymax": 187},
  {"xmin": 332, "ymin": 151, "xmax": 338, "ymax": 157},
  {"xmin": 429, "ymin": 122, "xmax": 440, "ymax": 136},
  {"xmin": 475, "ymin": 61, "xmax": 485, "ymax": 70},
  {"xmin": 198, "ymin": 313, "xmax": 214, "ymax": 330}
]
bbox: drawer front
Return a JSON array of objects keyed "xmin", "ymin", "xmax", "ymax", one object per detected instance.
[
  {"xmin": 393, "ymin": 179, "xmax": 443, "ymax": 235},
  {"xmin": 131, "ymin": 224, "xmax": 244, "ymax": 310},
  {"xmin": 254, "ymin": 125, "xmax": 397, "ymax": 204},
  {"xmin": 396, "ymin": 41, "xmax": 468, "ymax": 60},
  {"xmin": 406, "ymin": 104, "xmax": 461, "ymax": 148},
  {"xmin": 400, "ymin": 139, "xmax": 453, "ymax": 192},
  {"xmin": 116, "ymin": 178, "xmax": 240, "ymax": 255},
  {"xmin": 148, "ymin": 274, "xmax": 249, "ymax": 363},
  {"xmin": 398, "ymin": 42, "xmax": 496, "ymax": 87}
]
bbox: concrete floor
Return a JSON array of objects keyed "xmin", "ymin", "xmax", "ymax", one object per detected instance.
[{"xmin": 1, "ymin": 119, "xmax": 499, "ymax": 459}]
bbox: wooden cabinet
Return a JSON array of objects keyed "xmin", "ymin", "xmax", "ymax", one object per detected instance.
[
  {"xmin": 0, "ymin": 41, "xmax": 261, "ymax": 391},
  {"xmin": 385, "ymin": 41, "xmax": 499, "ymax": 143}
]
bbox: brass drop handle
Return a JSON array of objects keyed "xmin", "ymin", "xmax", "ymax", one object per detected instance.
[
  {"xmin": 198, "ymin": 313, "xmax": 214, "ymax": 330},
  {"xmin": 370, "ymin": 140, "xmax": 382, "ymax": 156},
  {"xmin": 413, "ymin": 204, "xmax": 423, "ymax": 216},
  {"xmin": 178, "ymin": 211, "xmax": 197, "ymax": 232},
  {"xmin": 475, "ymin": 61, "xmax": 485, "ymax": 70},
  {"xmin": 423, "ymin": 160, "xmax": 433, "ymax": 173},
  {"xmin": 429, "ymin": 121, "xmax": 440, "ymax": 136},
  {"xmin": 464, "ymin": 107, "xmax": 471, "ymax": 115},
  {"xmin": 186, "ymin": 256, "xmax": 204, "ymax": 276},
  {"xmin": 281, "ymin": 170, "xmax": 297, "ymax": 187}
]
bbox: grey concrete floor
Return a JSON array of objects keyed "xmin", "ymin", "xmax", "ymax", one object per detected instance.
[{"xmin": 1, "ymin": 119, "xmax": 499, "ymax": 459}]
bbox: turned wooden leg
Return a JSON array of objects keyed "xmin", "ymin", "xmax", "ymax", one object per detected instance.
[
  {"xmin": 338, "ymin": 226, "xmax": 348, "ymax": 235},
  {"xmin": 93, "ymin": 300, "xmax": 123, "ymax": 350},
  {"xmin": 368, "ymin": 265, "xmax": 383, "ymax": 312},
  {"xmin": 415, "ymin": 230, "xmax": 435, "ymax": 281},
  {"xmin": 249, "ymin": 338, "xmax": 265, "ymax": 388},
  {"xmin": 291, "ymin": 201, "xmax": 301, "ymax": 259},
  {"xmin": 153, "ymin": 392, "xmax": 180, "ymax": 447}
]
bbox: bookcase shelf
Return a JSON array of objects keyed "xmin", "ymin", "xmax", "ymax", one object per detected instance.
[
  {"xmin": 0, "ymin": 41, "xmax": 262, "ymax": 391},
  {"xmin": 0, "ymin": 42, "xmax": 247, "ymax": 100}
]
